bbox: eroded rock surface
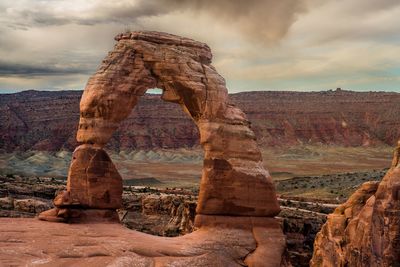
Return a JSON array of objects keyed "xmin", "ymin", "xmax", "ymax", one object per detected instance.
[
  {"xmin": 35, "ymin": 31, "xmax": 285, "ymax": 266},
  {"xmin": 38, "ymin": 144, "xmax": 122, "ymax": 222},
  {"xmin": 0, "ymin": 218, "xmax": 287, "ymax": 267},
  {"xmin": 311, "ymin": 146, "xmax": 400, "ymax": 267},
  {"xmin": 73, "ymin": 30, "xmax": 280, "ymax": 218},
  {"xmin": 62, "ymin": 144, "xmax": 122, "ymax": 209},
  {"xmin": 121, "ymin": 192, "xmax": 197, "ymax": 236},
  {"xmin": 1, "ymin": 174, "xmax": 338, "ymax": 266}
]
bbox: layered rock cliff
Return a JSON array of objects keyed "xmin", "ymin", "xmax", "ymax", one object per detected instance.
[{"xmin": 1, "ymin": 89, "xmax": 400, "ymax": 152}]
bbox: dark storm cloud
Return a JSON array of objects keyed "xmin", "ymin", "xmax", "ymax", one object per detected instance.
[
  {"xmin": 0, "ymin": 61, "xmax": 91, "ymax": 77},
  {"xmin": 100, "ymin": 0, "xmax": 308, "ymax": 43},
  {"xmin": 151, "ymin": 0, "xmax": 308, "ymax": 42}
]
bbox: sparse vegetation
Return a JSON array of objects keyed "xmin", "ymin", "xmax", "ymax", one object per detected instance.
[{"xmin": 276, "ymin": 169, "xmax": 386, "ymax": 200}]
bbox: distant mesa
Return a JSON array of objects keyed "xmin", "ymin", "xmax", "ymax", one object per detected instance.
[{"xmin": 2, "ymin": 88, "xmax": 400, "ymax": 152}]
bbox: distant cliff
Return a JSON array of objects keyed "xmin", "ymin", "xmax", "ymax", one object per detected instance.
[{"xmin": 1, "ymin": 89, "xmax": 400, "ymax": 152}]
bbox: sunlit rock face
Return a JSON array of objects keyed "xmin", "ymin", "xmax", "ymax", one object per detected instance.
[
  {"xmin": 76, "ymin": 31, "xmax": 280, "ymax": 217},
  {"xmin": 311, "ymin": 145, "xmax": 400, "ymax": 267},
  {"xmin": 37, "ymin": 31, "xmax": 286, "ymax": 266}
]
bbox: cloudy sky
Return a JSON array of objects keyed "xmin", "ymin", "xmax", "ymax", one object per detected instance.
[{"xmin": 0, "ymin": 0, "xmax": 399, "ymax": 93}]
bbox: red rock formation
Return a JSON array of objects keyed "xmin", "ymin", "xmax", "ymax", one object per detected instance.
[
  {"xmin": 63, "ymin": 144, "xmax": 122, "ymax": 209},
  {"xmin": 37, "ymin": 31, "xmax": 286, "ymax": 266},
  {"xmin": 0, "ymin": 218, "xmax": 288, "ymax": 266},
  {"xmin": 39, "ymin": 144, "xmax": 123, "ymax": 222},
  {"xmin": 2, "ymin": 90, "xmax": 400, "ymax": 152},
  {"xmin": 71, "ymin": 31, "xmax": 280, "ymax": 218},
  {"xmin": 311, "ymin": 144, "xmax": 400, "ymax": 266}
]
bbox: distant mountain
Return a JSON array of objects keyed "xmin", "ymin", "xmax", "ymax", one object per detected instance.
[{"xmin": 1, "ymin": 89, "xmax": 400, "ymax": 152}]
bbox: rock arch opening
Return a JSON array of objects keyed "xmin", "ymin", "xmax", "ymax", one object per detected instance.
[
  {"xmin": 74, "ymin": 31, "xmax": 280, "ymax": 217},
  {"xmin": 38, "ymin": 31, "xmax": 286, "ymax": 266}
]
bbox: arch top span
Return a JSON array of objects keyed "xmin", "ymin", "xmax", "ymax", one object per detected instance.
[
  {"xmin": 78, "ymin": 31, "xmax": 233, "ymax": 146},
  {"xmin": 114, "ymin": 31, "xmax": 213, "ymax": 63}
]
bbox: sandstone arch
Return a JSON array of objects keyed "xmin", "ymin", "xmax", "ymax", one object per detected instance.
[
  {"xmin": 77, "ymin": 31, "xmax": 280, "ymax": 217},
  {"xmin": 39, "ymin": 31, "xmax": 286, "ymax": 266}
]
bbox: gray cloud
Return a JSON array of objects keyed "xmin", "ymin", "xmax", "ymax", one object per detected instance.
[
  {"xmin": 290, "ymin": 0, "xmax": 400, "ymax": 45},
  {"xmin": 0, "ymin": 61, "xmax": 91, "ymax": 77},
  {"xmin": 159, "ymin": 0, "xmax": 307, "ymax": 43}
]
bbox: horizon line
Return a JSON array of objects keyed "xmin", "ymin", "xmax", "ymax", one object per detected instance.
[{"xmin": 1, "ymin": 87, "xmax": 400, "ymax": 95}]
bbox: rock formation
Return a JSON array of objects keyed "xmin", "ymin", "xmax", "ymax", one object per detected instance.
[
  {"xmin": 311, "ymin": 144, "xmax": 400, "ymax": 266},
  {"xmin": 39, "ymin": 144, "xmax": 122, "ymax": 222},
  {"xmin": 36, "ymin": 31, "xmax": 286, "ymax": 266},
  {"xmin": 1, "ymin": 217, "xmax": 289, "ymax": 267}
]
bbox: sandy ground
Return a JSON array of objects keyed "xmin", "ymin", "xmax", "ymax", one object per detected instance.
[{"xmin": 263, "ymin": 145, "xmax": 392, "ymax": 180}]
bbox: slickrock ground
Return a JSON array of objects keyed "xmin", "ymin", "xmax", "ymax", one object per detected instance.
[
  {"xmin": 0, "ymin": 174, "xmax": 338, "ymax": 266},
  {"xmin": 0, "ymin": 174, "xmax": 197, "ymax": 236},
  {"xmin": 2, "ymin": 89, "xmax": 400, "ymax": 152},
  {"xmin": 0, "ymin": 217, "xmax": 285, "ymax": 267},
  {"xmin": 1, "ymin": 169, "xmax": 392, "ymax": 266}
]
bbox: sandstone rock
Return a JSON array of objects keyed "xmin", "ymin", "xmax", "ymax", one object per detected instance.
[
  {"xmin": 279, "ymin": 205, "xmax": 328, "ymax": 266},
  {"xmin": 64, "ymin": 144, "xmax": 122, "ymax": 209},
  {"xmin": 1, "ymin": 173, "xmax": 352, "ymax": 266},
  {"xmin": 37, "ymin": 208, "xmax": 66, "ymax": 222},
  {"xmin": 36, "ymin": 31, "xmax": 285, "ymax": 266},
  {"xmin": 75, "ymin": 30, "xmax": 280, "ymax": 217},
  {"xmin": 38, "ymin": 144, "xmax": 122, "ymax": 222},
  {"xmin": 120, "ymin": 193, "xmax": 197, "ymax": 236},
  {"xmin": 13, "ymin": 198, "xmax": 51, "ymax": 214},
  {"xmin": 311, "ymin": 145, "xmax": 400, "ymax": 266},
  {"xmin": 38, "ymin": 207, "xmax": 119, "ymax": 223},
  {"xmin": 0, "ymin": 197, "xmax": 13, "ymax": 210},
  {"xmin": 165, "ymin": 199, "xmax": 196, "ymax": 236},
  {"xmin": 0, "ymin": 218, "xmax": 286, "ymax": 267}
]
